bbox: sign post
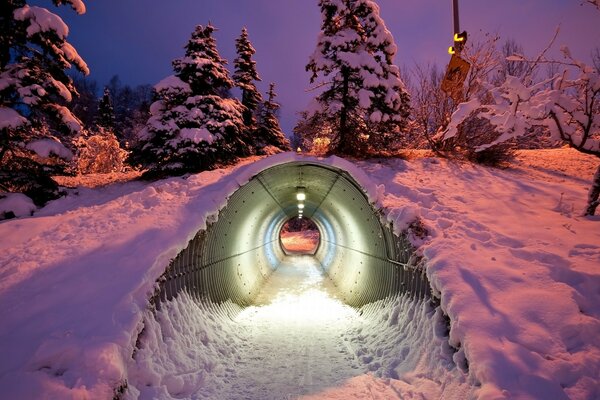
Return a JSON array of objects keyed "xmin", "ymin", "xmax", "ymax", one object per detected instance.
[{"xmin": 442, "ymin": 0, "xmax": 470, "ymax": 101}]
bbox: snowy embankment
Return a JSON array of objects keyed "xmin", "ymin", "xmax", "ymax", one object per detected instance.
[
  {"xmin": 0, "ymin": 149, "xmax": 599, "ymax": 399},
  {"xmin": 362, "ymin": 149, "xmax": 600, "ymax": 400}
]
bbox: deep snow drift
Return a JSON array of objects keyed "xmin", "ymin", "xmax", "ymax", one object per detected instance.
[{"xmin": 0, "ymin": 149, "xmax": 599, "ymax": 399}]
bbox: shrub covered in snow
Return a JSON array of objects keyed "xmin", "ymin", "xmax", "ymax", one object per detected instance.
[
  {"xmin": 442, "ymin": 46, "xmax": 600, "ymax": 214},
  {"xmin": 75, "ymin": 128, "xmax": 128, "ymax": 174}
]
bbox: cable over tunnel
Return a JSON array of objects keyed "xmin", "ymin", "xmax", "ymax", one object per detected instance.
[{"xmin": 153, "ymin": 158, "xmax": 431, "ymax": 308}]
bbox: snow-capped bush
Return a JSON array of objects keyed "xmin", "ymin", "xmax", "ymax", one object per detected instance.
[{"xmin": 76, "ymin": 129, "xmax": 128, "ymax": 174}]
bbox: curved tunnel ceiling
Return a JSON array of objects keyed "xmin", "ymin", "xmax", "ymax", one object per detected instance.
[{"xmin": 156, "ymin": 159, "xmax": 431, "ymax": 308}]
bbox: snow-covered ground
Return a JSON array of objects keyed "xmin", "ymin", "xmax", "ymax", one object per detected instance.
[
  {"xmin": 0, "ymin": 149, "xmax": 599, "ymax": 399},
  {"xmin": 127, "ymin": 255, "xmax": 472, "ymax": 399}
]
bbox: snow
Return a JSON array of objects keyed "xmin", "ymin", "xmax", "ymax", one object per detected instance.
[
  {"xmin": 154, "ymin": 75, "xmax": 190, "ymax": 93},
  {"xmin": 65, "ymin": 0, "xmax": 86, "ymax": 14},
  {"xmin": 0, "ymin": 150, "xmax": 599, "ymax": 399},
  {"xmin": 14, "ymin": 5, "xmax": 69, "ymax": 39},
  {"xmin": 0, "ymin": 193, "xmax": 36, "ymax": 218},
  {"xmin": 128, "ymin": 255, "xmax": 472, "ymax": 399},
  {"xmin": 0, "ymin": 106, "xmax": 27, "ymax": 129},
  {"xmin": 178, "ymin": 127, "xmax": 215, "ymax": 144},
  {"xmin": 49, "ymin": 104, "xmax": 83, "ymax": 133},
  {"xmin": 26, "ymin": 138, "xmax": 74, "ymax": 160}
]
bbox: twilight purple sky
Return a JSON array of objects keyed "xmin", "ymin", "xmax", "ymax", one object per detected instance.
[{"xmin": 51, "ymin": 0, "xmax": 600, "ymax": 134}]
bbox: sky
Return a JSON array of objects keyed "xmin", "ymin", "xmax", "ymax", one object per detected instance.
[{"xmin": 49, "ymin": 0, "xmax": 600, "ymax": 135}]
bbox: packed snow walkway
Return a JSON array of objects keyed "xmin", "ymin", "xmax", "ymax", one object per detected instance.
[{"xmin": 214, "ymin": 255, "xmax": 362, "ymax": 399}]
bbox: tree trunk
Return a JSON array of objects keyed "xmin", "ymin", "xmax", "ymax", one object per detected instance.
[
  {"xmin": 338, "ymin": 67, "xmax": 350, "ymax": 155},
  {"xmin": 585, "ymin": 163, "xmax": 600, "ymax": 216}
]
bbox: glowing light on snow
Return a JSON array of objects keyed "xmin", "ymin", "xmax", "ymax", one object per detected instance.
[{"xmin": 235, "ymin": 257, "xmax": 358, "ymax": 326}]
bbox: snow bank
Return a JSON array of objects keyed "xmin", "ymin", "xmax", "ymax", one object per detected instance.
[
  {"xmin": 359, "ymin": 150, "xmax": 600, "ymax": 399},
  {"xmin": 126, "ymin": 294, "xmax": 244, "ymax": 399},
  {"xmin": 0, "ymin": 193, "xmax": 36, "ymax": 218},
  {"xmin": 339, "ymin": 295, "xmax": 474, "ymax": 399}
]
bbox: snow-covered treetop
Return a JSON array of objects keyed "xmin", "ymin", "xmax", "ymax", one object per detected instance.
[
  {"xmin": 1, "ymin": 0, "xmax": 88, "ymax": 136},
  {"xmin": 233, "ymin": 27, "xmax": 261, "ymax": 90},
  {"xmin": 233, "ymin": 27, "xmax": 263, "ymax": 124},
  {"xmin": 265, "ymin": 82, "xmax": 280, "ymax": 113},
  {"xmin": 306, "ymin": 0, "xmax": 409, "ymax": 123},
  {"xmin": 172, "ymin": 24, "xmax": 234, "ymax": 95},
  {"xmin": 154, "ymin": 75, "xmax": 191, "ymax": 94}
]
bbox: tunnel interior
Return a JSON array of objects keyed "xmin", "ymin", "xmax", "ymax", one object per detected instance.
[{"xmin": 155, "ymin": 161, "xmax": 431, "ymax": 308}]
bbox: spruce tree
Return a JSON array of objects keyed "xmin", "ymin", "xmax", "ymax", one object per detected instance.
[
  {"xmin": 302, "ymin": 0, "xmax": 410, "ymax": 155},
  {"xmin": 0, "ymin": 0, "xmax": 88, "ymax": 205},
  {"xmin": 97, "ymin": 87, "xmax": 116, "ymax": 131},
  {"xmin": 135, "ymin": 24, "xmax": 246, "ymax": 177},
  {"xmin": 233, "ymin": 27, "xmax": 263, "ymax": 129},
  {"xmin": 256, "ymin": 83, "xmax": 291, "ymax": 153}
]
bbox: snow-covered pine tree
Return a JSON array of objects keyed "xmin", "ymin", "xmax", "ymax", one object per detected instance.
[
  {"xmin": 302, "ymin": 0, "xmax": 410, "ymax": 155},
  {"xmin": 134, "ymin": 24, "xmax": 246, "ymax": 177},
  {"xmin": 0, "ymin": 0, "xmax": 88, "ymax": 205},
  {"xmin": 97, "ymin": 87, "xmax": 115, "ymax": 131},
  {"xmin": 255, "ymin": 83, "xmax": 291, "ymax": 153},
  {"xmin": 233, "ymin": 27, "xmax": 263, "ymax": 131}
]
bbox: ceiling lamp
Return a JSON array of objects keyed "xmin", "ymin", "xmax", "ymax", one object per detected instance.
[{"xmin": 296, "ymin": 187, "xmax": 306, "ymax": 201}]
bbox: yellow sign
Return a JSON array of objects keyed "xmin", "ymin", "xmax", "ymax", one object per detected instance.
[{"xmin": 441, "ymin": 54, "xmax": 471, "ymax": 100}]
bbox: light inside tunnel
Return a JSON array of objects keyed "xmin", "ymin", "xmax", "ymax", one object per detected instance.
[{"xmin": 296, "ymin": 187, "xmax": 306, "ymax": 201}]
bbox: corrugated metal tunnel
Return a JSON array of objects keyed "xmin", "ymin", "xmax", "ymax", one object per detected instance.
[{"xmin": 154, "ymin": 161, "xmax": 430, "ymax": 308}]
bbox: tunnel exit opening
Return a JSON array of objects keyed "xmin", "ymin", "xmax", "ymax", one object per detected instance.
[{"xmin": 279, "ymin": 217, "xmax": 321, "ymax": 255}]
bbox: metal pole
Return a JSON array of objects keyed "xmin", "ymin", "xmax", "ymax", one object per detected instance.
[{"xmin": 452, "ymin": 0, "xmax": 460, "ymax": 35}]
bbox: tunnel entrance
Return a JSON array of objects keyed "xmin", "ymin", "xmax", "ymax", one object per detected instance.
[
  {"xmin": 279, "ymin": 217, "xmax": 320, "ymax": 255},
  {"xmin": 136, "ymin": 156, "xmax": 445, "ymax": 399},
  {"xmin": 154, "ymin": 157, "xmax": 431, "ymax": 308}
]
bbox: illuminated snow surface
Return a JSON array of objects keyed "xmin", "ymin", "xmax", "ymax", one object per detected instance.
[
  {"xmin": 127, "ymin": 255, "xmax": 472, "ymax": 399},
  {"xmin": 0, "ymin": 149, "xmax": 599, "ymax": 399}
]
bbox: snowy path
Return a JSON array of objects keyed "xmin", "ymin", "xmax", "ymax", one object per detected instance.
[{"xmin": 207, "ymin": 255, "xmax": 362, "ymax": 399}]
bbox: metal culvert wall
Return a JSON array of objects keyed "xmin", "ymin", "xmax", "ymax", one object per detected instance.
[{"xmin": 154, "ymin": 161, "xmax": 430, "ymax": 308}]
